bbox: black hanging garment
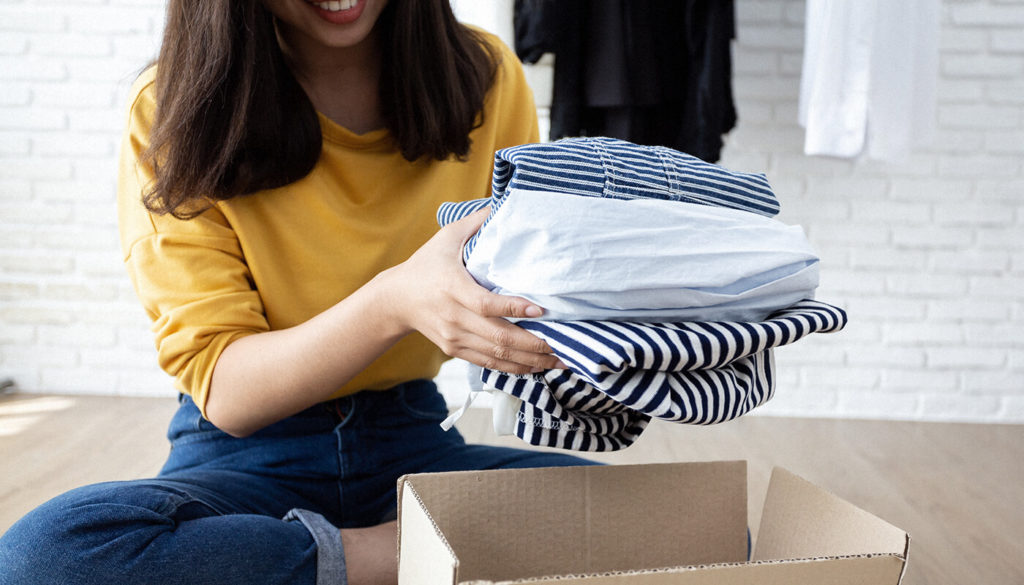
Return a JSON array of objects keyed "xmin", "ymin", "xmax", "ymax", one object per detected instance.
[{"xmin": 513, "ymin": 0, "xmax": 737, "ymax": 163}]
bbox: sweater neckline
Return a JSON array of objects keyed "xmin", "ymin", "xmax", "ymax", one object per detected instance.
[{"xmin": 317, "ymin": 112, "xmax": 391, "ymax": 149}]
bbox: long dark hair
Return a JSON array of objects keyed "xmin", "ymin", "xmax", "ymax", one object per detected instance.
[{"xmin": 142, "ymin": 0, "xmax": 498, "ymax": 219}]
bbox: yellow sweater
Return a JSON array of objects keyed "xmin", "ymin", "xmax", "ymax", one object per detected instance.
[{"xmin": 117, "ymin": 32, "xmax": 539, "ymax": 416}]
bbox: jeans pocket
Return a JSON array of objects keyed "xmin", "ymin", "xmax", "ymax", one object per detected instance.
[{"xmin": 395, "ymin": 382, "xmax": 451, "ymax": 422}]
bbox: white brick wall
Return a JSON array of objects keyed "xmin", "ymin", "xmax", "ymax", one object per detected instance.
[
  {"xmin": 0, "ymin": 0, "xmax": 164, "ymax": 396},
  {"xmin": 715, "ymin": 0, "xmax": 1024, "ymax": 422},
  {"xmin": 1, "ymin": 0, "xmax": 1022, "ymax": 422}
]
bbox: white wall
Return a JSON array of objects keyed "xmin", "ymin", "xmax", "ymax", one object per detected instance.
[
  {"xmin": 719, "ymin": 0, "xmax": 1024, "ymax": 421},
  {"xmin": 1, "ymin": 0, "xmax": 1021, "ymax": 422},
  {"xmin": 1, "ymin": 0, "xmax": 167, "ymax": 396}
]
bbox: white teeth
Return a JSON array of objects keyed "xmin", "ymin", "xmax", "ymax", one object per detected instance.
[{"xmin": 314, "ymin": 0, "xmax": 355, "ymax": 11}]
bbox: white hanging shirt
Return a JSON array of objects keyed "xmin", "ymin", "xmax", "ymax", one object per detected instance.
[{"xmin": 798, "ymin": 0, "xmax": 939, "ymax": 160}]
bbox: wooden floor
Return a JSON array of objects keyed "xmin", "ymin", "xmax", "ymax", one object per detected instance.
[{"xmin": 1, "ymin": 393, "xmax": 1022, "ymax": 585}]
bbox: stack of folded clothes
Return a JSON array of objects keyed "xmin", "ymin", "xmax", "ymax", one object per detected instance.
[{"xmin": 438, "ymin": 137, "xmax": 847, "ymax": 451}]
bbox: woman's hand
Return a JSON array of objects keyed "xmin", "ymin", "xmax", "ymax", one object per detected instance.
[{"xmin": 379, "ymin": 208, "xmax": 563, "ymax": 375}]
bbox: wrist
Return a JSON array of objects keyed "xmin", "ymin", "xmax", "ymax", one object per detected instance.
[{"xmin": 363, "ymin": 266, "xmax": 414, "ymax": 340}]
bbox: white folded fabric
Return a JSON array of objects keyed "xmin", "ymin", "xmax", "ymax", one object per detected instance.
[{"xmin": 464, "ymin": 189, "xmax": 820, "ymax": 323}]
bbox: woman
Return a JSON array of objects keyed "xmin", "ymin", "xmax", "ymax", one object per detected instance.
[{"xmin": 0, "ymin": 1, "xmax": 591, "ymax": 583}]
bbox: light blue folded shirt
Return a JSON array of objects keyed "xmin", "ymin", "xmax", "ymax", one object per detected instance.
[{"xmin": 443, "ymin": 189, "xmax": 819, "ymax": 323}]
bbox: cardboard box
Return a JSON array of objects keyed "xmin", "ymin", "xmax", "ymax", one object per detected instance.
[{"xmin": 397, "ymin": 461, "xmax": 909, "ymax": 584}]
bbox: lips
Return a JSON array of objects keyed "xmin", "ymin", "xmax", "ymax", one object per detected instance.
[{"xmin": 305, "ymin": 0, "xmax": 365, "ymax": 24}]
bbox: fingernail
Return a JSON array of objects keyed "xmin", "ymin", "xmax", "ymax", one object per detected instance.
[
  {"xmin": 555, "ymin": 360, "xmax": 569, "ymax": 370},
  {"xmin": 524, "ymin": 305, "xmax": 543, "ymax": 318},
  {"xmin": 531, "ymin": 367, "xmax": 545, "ymax": 373}
]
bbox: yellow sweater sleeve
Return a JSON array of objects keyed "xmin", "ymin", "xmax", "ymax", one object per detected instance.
[{"xmin": 116, "ymin": 69, "xmax": 268, "ymax": 412}]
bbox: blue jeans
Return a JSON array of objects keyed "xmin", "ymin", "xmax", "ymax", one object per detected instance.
[{"xmin": 0, "ymin": 381, "xmax": 594, "ymax": 585}]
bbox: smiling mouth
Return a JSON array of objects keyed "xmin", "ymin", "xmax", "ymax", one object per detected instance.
[{"xmin": 307, "ymin": 0, "xmax": 358, "ymax": 12}]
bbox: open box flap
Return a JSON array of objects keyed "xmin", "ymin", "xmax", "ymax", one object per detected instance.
[
  {"xmin": 753, "ymin": 467, "xmax": 910, "ymax": 563},
  {"xmin": 398, "ymin": 462, "xmax": 748, "ymax": 584},
  {"xmin": 397, "ymin": 481, "xmax": 459, "ymax": 585},
  {"xmin": 465, "ymin": 554, "xmax": 906, "ymax": 585}
]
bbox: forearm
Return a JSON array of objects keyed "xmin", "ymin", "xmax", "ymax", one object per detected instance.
[
  {"xmin": 205, "ymin": 210, "xmax": 561, "ymax": 437},
  {"xmin": 206, "ymin": 272, "xmax": 407, "ymax": 437}
]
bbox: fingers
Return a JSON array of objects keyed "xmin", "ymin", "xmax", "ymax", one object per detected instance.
[
  {"xmin": 461, "ymin": 286, "xmax": 546, "ymax": 320},
  {"xmin": 433, "ymin": 308, "xmax": 565, "ymax": 374},
  {"xmin": 446, "ymin": 207, "xmax": 492, "ymax": 244},
  {"xmin": 459, "ymin": 349, "xmax": 550, "ymax": 376},
  {"xmin": 484, "ymin": 318, "xmax": 553, "ymax": 355},
  {"xmin": 458, "ymin": 338, "xmax": 565, "ymax": 375},
  {"xmin": 448, "ymin": 283, "xmax": 564, "ymax": 374}
]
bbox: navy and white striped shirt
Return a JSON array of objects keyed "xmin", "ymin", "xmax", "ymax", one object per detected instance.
[{"xmin": 483, "ymin": 300, "xmax": 846, "ymax": 451}]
